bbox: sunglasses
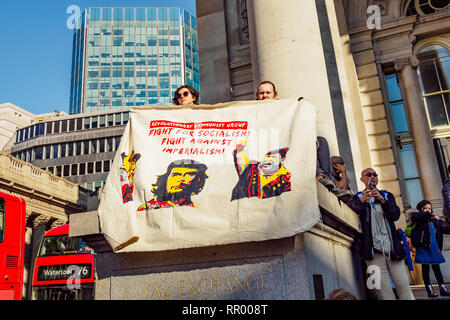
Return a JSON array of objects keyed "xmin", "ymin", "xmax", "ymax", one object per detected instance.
[
  {"xmin": 176, "ymin": 91, "xmax": 190, "ymax": 99},
  {"xmin": 364, "ymin": 172, "xmax": 378, "ymax": 177}
]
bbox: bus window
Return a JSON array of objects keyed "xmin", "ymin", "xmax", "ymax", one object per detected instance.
[
  {"xmin": 38, "ymin": 236, "xmax": 80, "ymax": 256},
  {"xmin": 77, "ymin": 239, "xmax": 93, "ymax": 254},
  {"xmin": 0, "ymin": 197, "xmax": 4, "ymax": 242}
]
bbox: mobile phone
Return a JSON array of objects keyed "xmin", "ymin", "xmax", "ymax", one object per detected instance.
[{"xmin": 367, "ymin": 179, "xmax": 373, "ymax": 190}]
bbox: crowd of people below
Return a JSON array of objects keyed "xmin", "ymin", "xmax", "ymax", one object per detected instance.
[{"xmin": 171, "ymin": 81, "xmax": 450, "ymax": 300}]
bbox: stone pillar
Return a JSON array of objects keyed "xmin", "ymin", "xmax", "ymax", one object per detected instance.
[
  {"xmin": 395, "ymin": 56, "xmax": 443, "ymax": 213},
  {"xmin": 246, "ymin": 0, "xmax": 338, "ymax": 153}
]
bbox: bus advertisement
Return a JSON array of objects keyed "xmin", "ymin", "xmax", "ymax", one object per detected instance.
[
  {"xmin": 32, "ymin": 224, "xmax": 95, "ymax": 300},
  {"xmin": 0, "ymin": 191, "xmax": 26, "ymax": 300}
]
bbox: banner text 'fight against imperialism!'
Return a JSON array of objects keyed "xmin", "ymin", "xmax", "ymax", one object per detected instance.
[{"xmin": 149, "ymin": 121, "xmax": 251, "ymax": 156}]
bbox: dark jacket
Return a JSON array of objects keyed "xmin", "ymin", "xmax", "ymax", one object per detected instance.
[
  {"xmin": 411, "ymin": 211, "xmax": 450, "ymax": 250},
  {"xmin": 442, "ymin": 178, "xmax": 450, "ymax": 222},
  {"xmin": 347, "ymin": 190, "xmax": 406, "ymax": 261}
]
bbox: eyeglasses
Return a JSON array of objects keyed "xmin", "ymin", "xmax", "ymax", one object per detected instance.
[
  {"xmin": 176, "ymin": 91, "xmax": 190, "ymax": 99},
  {"xmin": 364, "ymin": 172, "xmax": 378, "ymax": 177}
]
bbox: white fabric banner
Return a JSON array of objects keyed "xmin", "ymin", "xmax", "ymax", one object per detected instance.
[{"xmin": 98, "ymin": 98, "xmax": 320, "ymax": 252}]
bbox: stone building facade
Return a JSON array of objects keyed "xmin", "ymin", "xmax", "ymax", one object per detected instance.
[
  {"xmin": 196, "ymin": 0, "xmax": 450, "ymax": 217},
  {"xmin": 10, "ymin": 108, "xmax": 129, "ymax": 192},
  {"xmin": 195, "ymin": 0, "xmax": 450, "ymax": 285},
  {"xmin": 0, "ymin": 103, "xmax": 35, "ymax": 152},
  {"xmin": 0, "ymin": 152, "xmax": 88, "ymax": 298}
]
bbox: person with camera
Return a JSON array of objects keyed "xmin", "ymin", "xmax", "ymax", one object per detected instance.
[
  {"xmin": 347, "ymin": 168, "xmax": 414, "ymax": 300},
  {"xmin": 411, "ymin": 200, "xmax": 450, "ymax": 297}
]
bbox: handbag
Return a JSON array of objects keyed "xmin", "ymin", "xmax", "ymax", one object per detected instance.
[{"xmin": 404, "ymin": 222, "xmax": 415, "ymax": 237}]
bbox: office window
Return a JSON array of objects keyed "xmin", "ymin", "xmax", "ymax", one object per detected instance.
[
  {"xmin": 95, "ymin": 161, "xmax": 102, "ymax": 173},
  {"xmin": 45, "ymin": 145, "xmax": 51, "ymax": 160},
  {"xmin": 103, "ymin": 160, "xmax": 110, "ymax": 172},
  {"xmin": 29, "ymin": 125, "xmax": 35, "ymax": 139},
  {"xmin": 52, "ymin": 144, "xmax": 58, "ymax": 158},
  {"xmin": 63, "ymin": 165, "xmax": 70, "ymax": 177},
  {"xmin": 90, "ymin": 140, "xmax": 97, "ymax": 154},
  {"xmin": 61, "ymin": 120, "xmax": 68, "ymax": 132},
  {"xmin": 107, "ymin": 114, "xmax": 114, "ymax": 126},
  {"xmin": 56, "ymin": 166, "xmax": 62, "ymax": 177},
  {"xmin": 79, "ymin": 163, "xmax": 86, "ymax": 175},
  {"xmin": 384, "ymin": 73, "xmax": 409, "ymax": 134},
  {"xmin": 106, "ymin": 137, "xmax": 113, "ymax": 152},
  {"xmin": 92, "ymin": 116, "xmax": 98, "ymax": 128},
  {"xmin": 46, "ymin": 122, "xmax": 53, "ymax": 134},
  {"xmin": 28, "ymin": 125, "xmax": 35, "ymax": 138},
  {"xmin": 99, "ymin": 139, "xmax": 105, "ymax": 153},
  {"xmin": 69, "ymin": 119, "xmax": 75, "ymax": 131},
  {"xmin": 37, "ymin": 123, "xmax": 45, "ymax": 136},
  {"xmin": 115, "ymin": 113, "xmax": 121, "ymax": 125},
  {"xmin": 61, "ymin": 143, "xmax": 67, "ymax": 157},
  {"xmin": 68, "ymin": 143, "xmax": 74, "ymax": 157},
  {"xmin": 95, "ymin": 181, "xmax": 102, "ymax": 192},
  {"xmin": 115, "ymin": 136, "xmax": 121, "ymax": 149},
  {"xmin": 87, "ymin": 162, "xmax": 94, "ymax": 174},
  {"xmin": 399, "ymin": 143, "xmax": 423, "ymax": 208},
  {"xmin": 83, "ymin": 140, "xmax": 89, "ymax": 155},
  {"xmin": 53, "ymin": 121, "xmax": 60, "ymax": 133},
  {"xmin": 75, "ymin": 141, "xmax": 82, "ymax": 156},
  {"xmin": 417, "ymin": 45, "xmax": 450, "ymax": 128},
  {"xmin": 90, "ymin": 8, "xmax": 101, "ymax": 21},
  {"xmin": 71, "ymin": 164, "xmax": 78, "ymax": 176},
  {"xmin": 84, "ymin": 117, "xmax": 91, "ymax": 130},
  {"xmin": 76, "ymin": 118, "xmax": 83, "ymax": 130},
  {"xmin": 34, "ymin": 147, "xmax": 43, "ymax": 160},
  {"xmin": 123, "ymin": 112, "xmax": 129, "ymax": 124},
  {"xmin": 99, "ymin": 115, "xmax": 106, "ymax": 127}
]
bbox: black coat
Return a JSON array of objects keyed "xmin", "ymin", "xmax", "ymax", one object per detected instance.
[
  {"xmin": 347, "ymin": 191, "xmax": 406, "ymax": 261},
  {"xmin": 442, "ymin": 178, "xmax": 450, "ymax": 222},
  {"xmin": 411, "ymin": 211, "xmax": 450, "ymax": 250}
]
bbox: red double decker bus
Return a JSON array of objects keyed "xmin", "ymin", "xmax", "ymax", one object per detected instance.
[
  {"xmin": 32, "ymin": 224, "xmax": 95, "ymax": 300},
  {"xmin": 0, "ymin": 192, "xmax": 26, "ymax": 300}
]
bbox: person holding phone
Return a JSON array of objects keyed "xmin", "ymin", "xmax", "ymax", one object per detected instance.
[
  {"xmin": 347, "ymin": 168, "xmax": 414, "ymax": 300},
  {"xmin": 411, "ymin": 200, "xmax": 450, "ymax": 297}
]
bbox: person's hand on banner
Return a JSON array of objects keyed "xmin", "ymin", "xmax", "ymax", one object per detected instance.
[{"xmin": 236, "ymin": 141, "xmax": 247, "ymax": 152}]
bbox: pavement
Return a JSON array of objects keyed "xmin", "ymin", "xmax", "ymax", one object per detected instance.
[{"xmin": 411, "ymin": 284, "xmax": 450, "ymax": 300}]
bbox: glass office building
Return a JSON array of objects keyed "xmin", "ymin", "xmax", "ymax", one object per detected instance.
[{"xmin": 70, "ymin": 7, "xmax": 199, "ymax": 114}]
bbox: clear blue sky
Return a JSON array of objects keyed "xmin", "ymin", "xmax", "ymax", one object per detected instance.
[{"xmin": 0, "ymin": 0, "xmax": 196, "ymax": 115}]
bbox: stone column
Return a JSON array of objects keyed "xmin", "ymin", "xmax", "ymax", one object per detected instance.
[
  {"xmin": 246, "ymin": 0, "xmax": 338, "ymax": 153},
  {"xmin": 395, "ymin": 56, "xmax": 443, "ymax": 213}
]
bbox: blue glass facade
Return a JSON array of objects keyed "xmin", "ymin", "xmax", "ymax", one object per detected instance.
[{"xmin": 69, "ymin": 8, "xmax": 200, "ymax": 114}]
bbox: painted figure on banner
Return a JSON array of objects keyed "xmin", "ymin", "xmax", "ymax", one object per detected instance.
[
  {"xmin": 231, "ymin": 141, "xmax": 291, "ymax": 201},
  {"xmin": 119, "ymin": 151, "xmax": 141, "ymax": 204},
  {"xmin": 138, "ymin": 159, "xmax": 208, "ymax": 211}
]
